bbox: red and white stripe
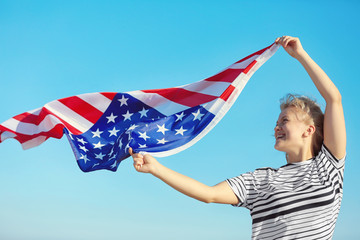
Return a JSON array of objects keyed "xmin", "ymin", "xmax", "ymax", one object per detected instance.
[
  {"xmin": 0, "ymin": 43, "xmax": 279, "ymax": 151},
  {"xmin": 127, "ymin": 44, "xmax": 278, "ymax": 116},
  {"xmin": 0, "ymin": 92, "xmax": 116, "ymax": 149}
]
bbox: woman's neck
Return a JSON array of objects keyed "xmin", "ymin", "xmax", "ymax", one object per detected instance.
[{"xmin": 286, "ymin": 148, "xmax": 314, "ymax": 163}]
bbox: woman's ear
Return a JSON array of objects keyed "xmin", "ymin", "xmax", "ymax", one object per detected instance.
[{"xmin": 303, "ymin": 125, "xmax": 316, "ymax": 137}]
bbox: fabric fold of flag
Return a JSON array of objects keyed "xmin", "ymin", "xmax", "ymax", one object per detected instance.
[{"xmin": 0, "ymin": 43, "xmax": 279, "ymax": 172}]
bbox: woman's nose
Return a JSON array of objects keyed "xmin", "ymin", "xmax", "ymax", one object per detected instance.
[{"xmin": 274, "ymin": 125, "xmax": 281, "ymax": 132}]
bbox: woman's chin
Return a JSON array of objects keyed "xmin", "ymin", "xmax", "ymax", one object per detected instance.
[{"xmin": 274, "ymin": 143, "xmax": 285, "ymax": 152}]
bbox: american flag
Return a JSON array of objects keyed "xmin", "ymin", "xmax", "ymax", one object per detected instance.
[{"xmin": 0, "ymin": 43, "xmax": 279, "ymax": 172}]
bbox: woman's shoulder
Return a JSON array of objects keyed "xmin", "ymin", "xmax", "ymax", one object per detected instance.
[{"xmin": 315, "ymin": 143, "xmax": 346, "ymax": 169}]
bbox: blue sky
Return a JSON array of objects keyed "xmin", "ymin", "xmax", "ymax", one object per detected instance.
[{"xmin": 0, "ymin": 1, "xmax": 359, "ymax": 239}]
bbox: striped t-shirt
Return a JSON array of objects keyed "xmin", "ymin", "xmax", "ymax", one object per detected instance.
[{"xmin": 226, "ymin": 144, "xmax": 345, "ymax": 239}]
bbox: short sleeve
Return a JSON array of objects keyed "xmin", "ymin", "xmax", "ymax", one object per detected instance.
[
  {"xmin": 319, "ymin": 144, "xmax": 346, "ymax": 170},
  {"xmin": 226, "ymin": 173, "xmax": 255, "ymax": 209}
]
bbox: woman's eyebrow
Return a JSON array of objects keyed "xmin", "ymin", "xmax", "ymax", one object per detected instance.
[{"xmin": 276, "ymin": 115, "xmax": 288, "ymax": 125}]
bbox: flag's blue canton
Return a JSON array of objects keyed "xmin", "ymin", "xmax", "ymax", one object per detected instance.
[{"xmin": 64, "ymin": 93, "xmax": 215, "ymax": 172}]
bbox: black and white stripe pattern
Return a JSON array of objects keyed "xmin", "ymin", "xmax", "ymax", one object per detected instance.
[{"xmin": 227, "ymin": 144, "xmax": 345, "ymax": 239}]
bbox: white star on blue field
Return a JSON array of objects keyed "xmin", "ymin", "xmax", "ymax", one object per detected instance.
[{"xmin": 62, "ymin": 91, "xmax": 215, "ymax": 172}]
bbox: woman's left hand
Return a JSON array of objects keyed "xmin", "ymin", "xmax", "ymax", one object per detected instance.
[{"xmin": 275, "ymin": 36, "xmax": 305, "ymax": 59}]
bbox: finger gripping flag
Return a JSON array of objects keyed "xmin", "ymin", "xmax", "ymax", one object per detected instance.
[{"xmin": 0, "ymin": 43, "xmax": 279, "ymax": 172}]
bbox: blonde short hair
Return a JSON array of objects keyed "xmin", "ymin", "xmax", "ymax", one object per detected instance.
[{"xmin": 280, "ymin": 94, "xmax": 324, "ymax": 156}]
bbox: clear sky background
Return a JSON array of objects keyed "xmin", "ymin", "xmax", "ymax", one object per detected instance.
[{"xmin": 0, "ymin": 1, "xmax": 359, "ymax": 239}]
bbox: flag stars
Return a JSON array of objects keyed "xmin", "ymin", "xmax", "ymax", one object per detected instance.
[
  {"xmin": 106, "ymin": 113, "xmax": 118, "ymax": 123},
  {"xmin": 93, "ymin": 141, "xmax": 105, "ymax": 149},
  {"xmin": 95, "ymin": 152, "xmax": 106, "ymax": 160},
  {"xmin": 108, "ymin": 148, "xmax": 114, "ymax": 157},
  {"xmin": 124, "ymin": 142, "xmax": 130, "ymax": 153},
  {"xmin": 79, "ymin": 145, "xmax": 88, "ymax": 153},
  {"xmin": 139, "ymin": 143, "xmax": 147, "ymax": 148},
  {"xmin": 109, "ymin": 154, "xmax": 117, "ymax": 161},
  {"xmin": 126, "ymin": 124, "xmax": 139, "ymax": 134},
  {"xmin": 128, "ymin": 133, "xmax": 132, "ymax": 141},
  {"xmin": 79, "ymin": 154, "xmax": 90, "ymax": 164},
  {"xmin": 192, "ymin": 109, "xmax": 204, "ymax": 121},
  {"xmin": 91, "ymin": 128, "xmax": 103, "ymax": 138},
  {"xmin": 157, "ymin": 124, "xmax": 169, "ymax": 135},
  {"xmin": 138, "ymin": 107, "xmax": 149, "ymax": 118},
  {"xmin": 77, "ymin": 138, "xmax": 87, "ymax": 145},
  {"xmin": 175, "ymin": 112, "xmax": 185, "ymax": 122},
  {"xmin": 138, "ymin": 131, "xmax": 150, "ymax": 141},
  {"xmin": 108, "ymin": 127, "xmax": 120, "ymax": 137},
  {"xmin": 128, "ymin": 124, "xmax": 139, "ymax": 131},
  {"xmin": 118, "ymin": 95, "xmax": 129, "ymax": 106},
  {"xmin": 175, "ymin": 126, "xmax": 187, "ymax": 136},
  {"xmin": 157, "ymin": 138, "xmax": 168, "ymax": 144},
  {"xmin": 111, "ymin": 161, "xmax": 118, "ymax": 169},
  {"xmin": 118, "ymin": 138, "xmax": 123, "ymax": 149},
  {"xmin": 68, "ymin": 132, "xmax": 74, "ymax": 140},
  {"xmin": 122, "ymin": 110, "xmax": 133, "ymax": 121},
  {"xmin": 92, "ymin": 163, "xmax": 100, "ymax": 168}
]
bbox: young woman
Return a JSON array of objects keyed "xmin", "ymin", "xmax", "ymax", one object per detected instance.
[{"xmin": 129, "ymin": 36, "xmax": 346, "ymax": 239}]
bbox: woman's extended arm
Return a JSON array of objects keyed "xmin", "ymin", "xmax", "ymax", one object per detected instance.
[
  {"xmin": 276, "ymin": 36, "xmax": 346, "ymax": 159},
  {"xmin": 129, "ymin": 148, "xmax": 239, "ymax": 205}
]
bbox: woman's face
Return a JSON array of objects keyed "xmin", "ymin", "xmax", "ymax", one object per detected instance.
[{"xmin": 274, "ymin": 107, "xmax": 308, "ymax": 153}]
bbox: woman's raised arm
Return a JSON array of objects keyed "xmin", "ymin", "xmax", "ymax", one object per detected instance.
[{"xmin": 276, "ymin": 36, "xmax": 346, "ymax": 159}]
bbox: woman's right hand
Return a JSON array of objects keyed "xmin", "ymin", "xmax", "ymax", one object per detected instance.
[{"xmin": 129, "ymin": 147, "xmax": 159, "ymax": 175}]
